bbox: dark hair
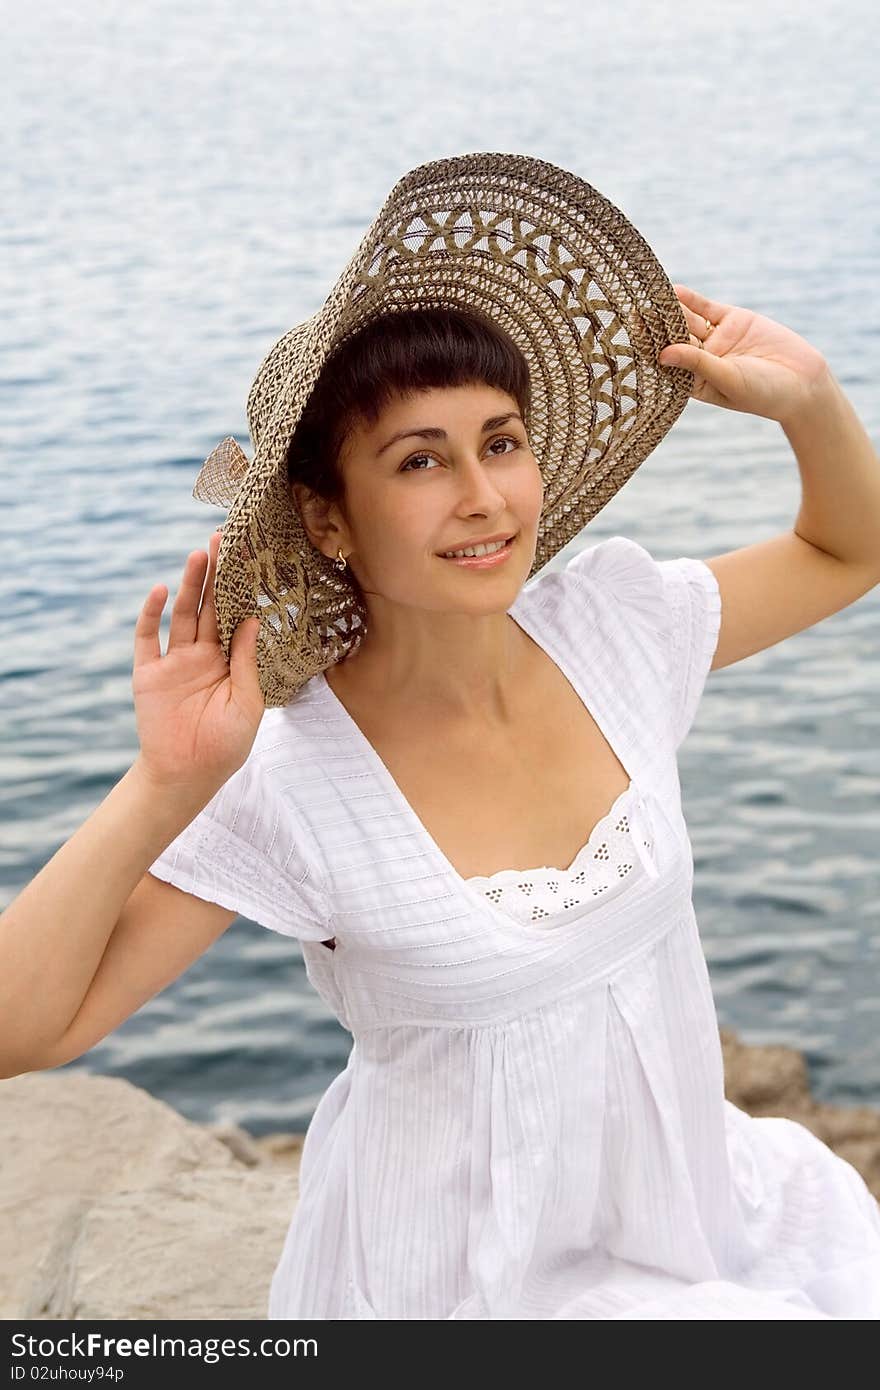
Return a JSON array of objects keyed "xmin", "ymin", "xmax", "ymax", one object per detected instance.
[{"xmin": 285, "ymin": 305, "xmax": 532, "ymax": 508}]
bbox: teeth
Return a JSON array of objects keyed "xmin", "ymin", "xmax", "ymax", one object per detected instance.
[{"xmin": 441, "ymin": 539, "xmax": 509, "ymax": 558}]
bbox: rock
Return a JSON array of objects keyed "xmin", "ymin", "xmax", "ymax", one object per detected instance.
[
  {"xmin": 0, "ymin": 1072, "xmax": 298, "ymax": 1320},
  {"xmin": 252, "ymin": 1132, "xmax": 306, "ymax": 1163},
  {"xmin": 201, "ymin": 1124, "xmax": 306, "ymax": 1166},
  {"xmin": 719, "ymin": 1029, "xmax": 880, "ymax": 1200},
  {"xmin": 203, "ymin": 1121, "xmax": 267, "ymax": 1167},
  {"xmin": 719, "ymin": 1028, "xmax": 813, "ymax": 1109},
  {"xmin": 25, "ymin": 1167, "xmax": 297, "ymax": 1321}
]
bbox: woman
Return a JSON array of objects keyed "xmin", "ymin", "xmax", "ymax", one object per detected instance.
[{"xmin": 3, "ymin": 154, "xmax": 879, "ymax": 1318}]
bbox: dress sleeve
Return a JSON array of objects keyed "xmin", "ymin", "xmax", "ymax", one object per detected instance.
[
  {"xmin": 654, "ymin": 553, "xmax": 722, "ymax": 749},
  {"xmin": 146, "ymin": 748, "xmax": 334, "ymax": 942},
  {"xmin": 562, "ymin": 534, "xmax": 722, "ymax": 751}
]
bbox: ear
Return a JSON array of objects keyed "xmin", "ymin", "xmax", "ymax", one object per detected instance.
[{"xmin": 290, "ymin": 481, "xmax": 348, "ymax": 559}]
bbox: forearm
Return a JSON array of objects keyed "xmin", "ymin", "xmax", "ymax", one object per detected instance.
[
  {"xmin": 0, "ymin": 760, "xmax": 218, "ymax": 1075},
  {"xmin": 783, "ymin": 369, "xmax": 880, "ymax": 571}
]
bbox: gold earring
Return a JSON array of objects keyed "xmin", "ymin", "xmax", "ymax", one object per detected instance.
[{"xmin": 334, "ymin": 547, "xmax": 347, "ymax": 571}]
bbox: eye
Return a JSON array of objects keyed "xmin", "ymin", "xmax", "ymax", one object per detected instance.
[
  {"xmin": 399, "ymin": 452, "xmax": 441, "ymax": 473},
  {"xmin": 399, "ymin": 435, "xmax": 520, "ymax": 473},
  {"xmin": 488, "ymin": 434, "xmax": 519, "ymax": 455}
]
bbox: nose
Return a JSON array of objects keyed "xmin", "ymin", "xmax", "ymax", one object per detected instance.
[{"xmin": 452, "ymin": 454, "xmax": 508, "ymax": 515}]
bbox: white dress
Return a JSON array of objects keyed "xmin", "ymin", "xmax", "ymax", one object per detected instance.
[{"xmin": 147, "ymin": 534, "xmax": 880, "ymax": 1319}]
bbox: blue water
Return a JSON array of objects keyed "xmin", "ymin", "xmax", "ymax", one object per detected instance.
[{"xmin": 2, "ymin": 0, "xmax": 878, "ymax": 1134}]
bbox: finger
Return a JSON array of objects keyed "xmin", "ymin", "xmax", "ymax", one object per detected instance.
[
  {"xmin": 167, "ymin": 549, "xmax": 210, "ymax": 650},
  {"xmin": 658, "ymin": 340, "xmax": 740, "ymax": 388},
  {"xmin": 671, "ymin": 283, "xmax": 732, "ymax": 325},
  {"xmin": 196, "ymin": 528, "xmax": 223, "ymax": 648},
  {"xmin": 229, "ymin": 615, "xmax": 264, "ymax": 710},
  {"xmin": 133, "ymin": 584, "xmax": 169, "ymax": 670},
  {"xmin": 680, "ymin": 304, "xmax": 717, "ymax": 340}
]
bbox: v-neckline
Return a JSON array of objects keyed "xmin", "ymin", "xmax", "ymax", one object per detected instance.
[{"xmin": 316, "ymin": 577, "xmax": 645, "ymax": 937}]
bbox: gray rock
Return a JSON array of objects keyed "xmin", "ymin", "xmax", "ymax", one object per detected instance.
[{"xmin": 0, "ymin": 1071, "xmax": 300, "ymax": 1320}]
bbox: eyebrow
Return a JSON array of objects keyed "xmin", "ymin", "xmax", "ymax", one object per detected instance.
[{"xmin": 375, "ymin": 413, "xmax": 524, "ymax": 457}]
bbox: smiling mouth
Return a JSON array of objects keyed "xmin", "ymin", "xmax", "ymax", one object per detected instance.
[{"xmin": 438, "ymin": 536, "xmax": 516, "ymax": 559}]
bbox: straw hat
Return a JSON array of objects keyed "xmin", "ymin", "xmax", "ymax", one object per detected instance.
[{"xmin": 192, "ymin": 151, "xmax": 693, "ymax": 707}]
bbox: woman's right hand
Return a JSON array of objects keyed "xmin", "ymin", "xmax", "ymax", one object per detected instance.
[{"xmin": 132, "ymin": 529, "xmax": 265, "ymax": 794}]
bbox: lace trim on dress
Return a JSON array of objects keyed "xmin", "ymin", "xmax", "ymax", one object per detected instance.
[{"xmin": 465, "ymin": 785, "xmax": 653, "ymax": 926}]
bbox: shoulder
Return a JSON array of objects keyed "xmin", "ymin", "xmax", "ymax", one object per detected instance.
[
  {"xmin": 145, "ymin": 698, "xmax": 334, "ymax": 942},
  {"xmin": 248, "ymin": 680, "xmax": 330, "ymax": 788},
  {"xmin": 189, "ymin": 700, "xmax": 330, "ymax": 885},
  {"xmin": 534, "ymin": 534, "xmax": 721, "ymax": 751},
  {"xmin": 564, "ymin": 535, "xmax": 719, "ymax": 636},
  {"xmin": 563, "ymin": 533, "xmax": 665, "ymax": 605},
  {"xmin": 522, "ymin": 533, "xmax": 719, "ymax": 642},
  {"xmin": 518, "ymin": 534, "xmax": 668, "ymax": 648},
  {"xmin": 525, "ymin": 533, "xmax": 662, "ymax": 594}
]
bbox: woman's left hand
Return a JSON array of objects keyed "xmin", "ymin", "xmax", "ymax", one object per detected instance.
[{"xmin": 658, "ymin": 284, "xmax": 832, "ymax": 425}]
